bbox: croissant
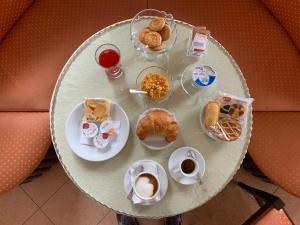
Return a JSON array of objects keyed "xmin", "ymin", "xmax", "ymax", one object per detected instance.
[{"xmin": 136, "ymin": 110, "xmax": 179, "ymax": 142}]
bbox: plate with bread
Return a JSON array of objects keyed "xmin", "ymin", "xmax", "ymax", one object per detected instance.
[
  {"xmin": 136, "ymin": 108, "xmax": 179, "ymax": 150},
  {"xmin": 65, "ymin": 98, "xmax": 130, "ymax": 161}
]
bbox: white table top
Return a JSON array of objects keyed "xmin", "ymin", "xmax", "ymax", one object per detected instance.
[{"xmin": 50, "ymin": 19, "xmax": 252, "ymax": 218}]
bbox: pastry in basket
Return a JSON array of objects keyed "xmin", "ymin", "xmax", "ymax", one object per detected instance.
[
  {"xmin": 209, "ymin": 118, "xmax": 242, "ymax": 141},
  {"xmin": 229, "ymin": 104, "xmax": 245, "ymax": 119},
  {"xmin": 139, "ymin": 27, "xmax": 151, "ymax": 44},
  {"xmin": 149, "ymin": 17, "xmax": 165, "ymax": 31},
  {"xmin": 136, "ymin": 110, "xmax": 179, "ymax": 142},
  {"xmin": 144, "ymin": 31, "xmax": 162, "ymax": 48},
  {"xmin": 83, "ymin": 98, "xmax": 111, "ymax": 122},
  {"xmin": 220, "ymin": 104, "xmax": 230, "ymax": 114},
  {"xmin": 159, "ymin": 24, "xmax": 171, "ymax": 41},
  {"xmin": 204, "ymin": 101, "xmax": 220, "ymax": 128}
]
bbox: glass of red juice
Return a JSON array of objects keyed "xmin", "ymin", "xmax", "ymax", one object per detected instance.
[{"xmin": 95, "ymin": 44, "xmax": 123, "ymax": 78}]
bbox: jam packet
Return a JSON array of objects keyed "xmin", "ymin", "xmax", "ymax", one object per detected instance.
[{"xmin": 187, "ymin": 26, "xmax": 211, "ymax": 57}]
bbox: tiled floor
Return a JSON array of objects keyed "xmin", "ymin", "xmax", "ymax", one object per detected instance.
[{"xmin": 0, "ymin": 163, "xmax": 300, "ymax": 225}]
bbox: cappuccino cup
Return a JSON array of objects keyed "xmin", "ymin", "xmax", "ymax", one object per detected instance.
[{"xmin": 133, "ymin": 172, "xmax": 160, "ymax": 201}]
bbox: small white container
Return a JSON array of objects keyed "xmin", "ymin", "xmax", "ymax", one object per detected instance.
[{"xmin": 81, "ymin": 122, "xmax": 98, "ymax": 138}]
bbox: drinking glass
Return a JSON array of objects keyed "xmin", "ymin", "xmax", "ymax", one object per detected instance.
[{"xmin": 95, "ymin": 44, "xmax": 123, "ymax": 78}]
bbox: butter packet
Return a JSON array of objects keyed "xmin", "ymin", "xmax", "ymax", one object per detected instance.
[{"xmin": 186, "ymin": 26, "xmax": 210, "ymax": 57}]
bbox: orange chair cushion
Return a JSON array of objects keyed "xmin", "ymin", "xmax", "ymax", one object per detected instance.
[
  {"xmin": 148, "ymin": 0, "xmax": 300, "ymax": 111},
  {"xmin": 261, "ymin": 0, "xmax": 300, "ymax": 52},
  {"xmin": 0, "ymin": 112, "xmax": 50, "ymax": 195},
  {"xmin": 0, "ymin": 0, "xmax": 33, "ymax": 41},
  {"xmin": 255, "ymin": 208, "xmax": 292, "ymax": 225},
  {"xmin": 0, "ymin": 0, "xmax": 147, "ymax": 111},
  {"xmin": 249, "ymin": 112, "xmax": 300, "ymax": 198}
]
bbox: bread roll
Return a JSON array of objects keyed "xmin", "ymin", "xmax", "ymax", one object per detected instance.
[{"xmin": 204, "ymin": 101, "xmax": 220, "ymax": 128}]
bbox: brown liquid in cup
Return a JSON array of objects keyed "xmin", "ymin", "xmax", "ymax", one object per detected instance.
[
  {"xmin": 136, "ymin": 173, "xmax": 159, "ymax": 197},
  {"xmin": 181, "ymin": 159, "xmax": 195, "ymax": 174}
]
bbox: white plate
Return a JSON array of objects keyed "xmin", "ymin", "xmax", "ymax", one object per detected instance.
[
  {"xmin": 136, "ymin": 108, "xmax": 177, "ymax": 150},
  {"xmin": 124, "ymin": 160, "xmax": 168, "ymax": 205},
  {"xmin": 168, "ymin": 147, "xmax": 205, "ymax": 185},
  {"xmin": 65, "ymin": 100, "xmax": 130, "ymax": 161}
]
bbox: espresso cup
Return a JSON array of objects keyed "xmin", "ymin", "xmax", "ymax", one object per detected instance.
[
  {"xmin": 133, "ymin": 172, "xmax": 160, "ymax": 201},
  {"xmin": 174, "ymin": 150, "xmax": 200, "ymax": 178}
]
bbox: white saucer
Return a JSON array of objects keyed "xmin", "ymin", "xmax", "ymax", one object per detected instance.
[
  {"xmin": 124, "ymin": 160, "xmax": 168, "ymax": 205},
  {"xmin": 136, "ymin": 108, "xmax": 177, "ymax": 150},
  {"xmin": 168, "ymin": 147, "xmax": 205, "ymax": 185},
  {"xmin": 65, "ymin": 100, "xmax": 130, "ymax": 161}
]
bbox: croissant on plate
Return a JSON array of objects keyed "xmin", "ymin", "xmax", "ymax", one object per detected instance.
[{"xmin": 136, "ymin": 110, "xmax": 179, "ymax": 142}]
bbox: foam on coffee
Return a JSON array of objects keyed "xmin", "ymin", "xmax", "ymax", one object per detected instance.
[{"xmin": 135, "ymin": 173, "xmax": 158, "ymax": 198}]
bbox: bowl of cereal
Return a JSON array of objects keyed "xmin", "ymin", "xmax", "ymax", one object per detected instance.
[
  {"xmin": 130, "ymin": 9, "xmax": 177, "ymax": 56},
  {"xmin": 136, "ymin": 66, "xmax": 172, "ymax": 103}
]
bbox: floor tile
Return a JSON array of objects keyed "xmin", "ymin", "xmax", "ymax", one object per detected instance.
[
  {"xmin": 0, "ymin": 187, "xmax": 38, "ymax": 225},
  {"xmin": 24, "ymin": 210, "xmax": 54, "ymax": 225},
  {"xmin": 98, "ymin": 211, "xmax": 118, "ymax": 225},
  {"xmin": 274, "ymin": 188, "xmax": 300, "ymax": 224},
  {"xmin": 182, "ymin": 210, "xmax": 203, "ymax": 225},
  {"xmin": 21, "ymin": 163, "xmax": 69, "ymax": 206},
  {"xmin": 42, "ymin": 181, "xmax": 109, "ymax": 225},
  {"xmin": 234, "ymin": 167, "xmax": 278, "ymax": 193},
  {"xmin": 189, "ymin": 181, "xmax": 259, "ymax": 225}
]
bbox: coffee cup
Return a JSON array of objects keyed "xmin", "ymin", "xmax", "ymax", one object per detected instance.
[
  {"xmin": 133, "ymin": 172, "xmax": 160, "ymax": 201},
  {"xmin": 173, "ymin": 150, "xmax": 200, "ymax": 178}
]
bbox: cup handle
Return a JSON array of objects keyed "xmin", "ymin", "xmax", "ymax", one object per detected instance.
[{"xmin": 186, "ymin": 150, "xmax": 197, "ymax": 160}]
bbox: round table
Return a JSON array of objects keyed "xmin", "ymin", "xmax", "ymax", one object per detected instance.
[{"xmin": 50, "ymin": 19, "xmax": 252, "ymax": 218}]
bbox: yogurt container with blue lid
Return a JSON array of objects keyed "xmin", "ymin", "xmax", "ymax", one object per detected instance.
[
  {"xmin": 192, "ymin": 65, "xmax": 216, "ymax": 88},
  {"xmin": 181, "ymin": 64, "xmax": 217, "ymax": 95}
]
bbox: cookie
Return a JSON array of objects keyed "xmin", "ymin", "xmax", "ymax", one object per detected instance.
[
  {"xmin": 159, "ymin": 23, "xmax": 172, "ymax": 41},
  {"xmin": 149, "ymin": 17, "xmax": 165, "ymax": 31},
  {"xmin": 139, "ymin": 27, "xmax": 151, "ymax": 44},
  {"xmin": 144, "ymin": 31, "xmax": 162, "ymax": 48},
  {"xmin": 149, "ymin": 42, "xmax": 165, "ymax": 51},
  {"xmin": 220, "ymin": 104, "xmax": 230, "ymax": 114},
  {"xmin": 210, "ymin": 118, "xmax": 242, "ymax": 141},
  {"xmin": 229, "ymin": 104, "xmax": 245, "ymax": 119}
]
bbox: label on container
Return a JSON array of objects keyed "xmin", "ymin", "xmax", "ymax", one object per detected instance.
[
  {"xmin": 192, "ymin": 66, "xmax": 216, "ymax": 87},
  {"xmin": 82, "ymin": 122, "xmax": 98, "ymax": 138},
  {"xmin": 93, "ymin": 134, "xmax": 109, "ymax": 149}
]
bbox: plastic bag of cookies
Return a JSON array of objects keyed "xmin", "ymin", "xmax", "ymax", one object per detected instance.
[{"xmin": 202, "ymin": 92, "xmax": 253, "ymax": 141}]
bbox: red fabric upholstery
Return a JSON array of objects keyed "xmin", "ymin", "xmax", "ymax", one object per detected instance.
[
  {"xmin": 261, "ymin": 0, "xmax": 300, "ymax": 52},
  {"xmin": 0, "ymin": 0, "xmax": 147, "ymax": 194},
  {"xmin": 249, "ymin": 112, "xmax": 300, "ymax": 198},
  {"xmin": 0, "ymin": 112, "xmax": 50, "ymax": 195},
  {"xmin": 0, "ymin": 0, "xmax": 33, "ymax": 41},
  {"xmin": 148, "ymin": 0, "xmax": 300, "ymax": 111},
  {"xmin": 0, "ymin": 0, "xmax": 147, "ymax": 111}
]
